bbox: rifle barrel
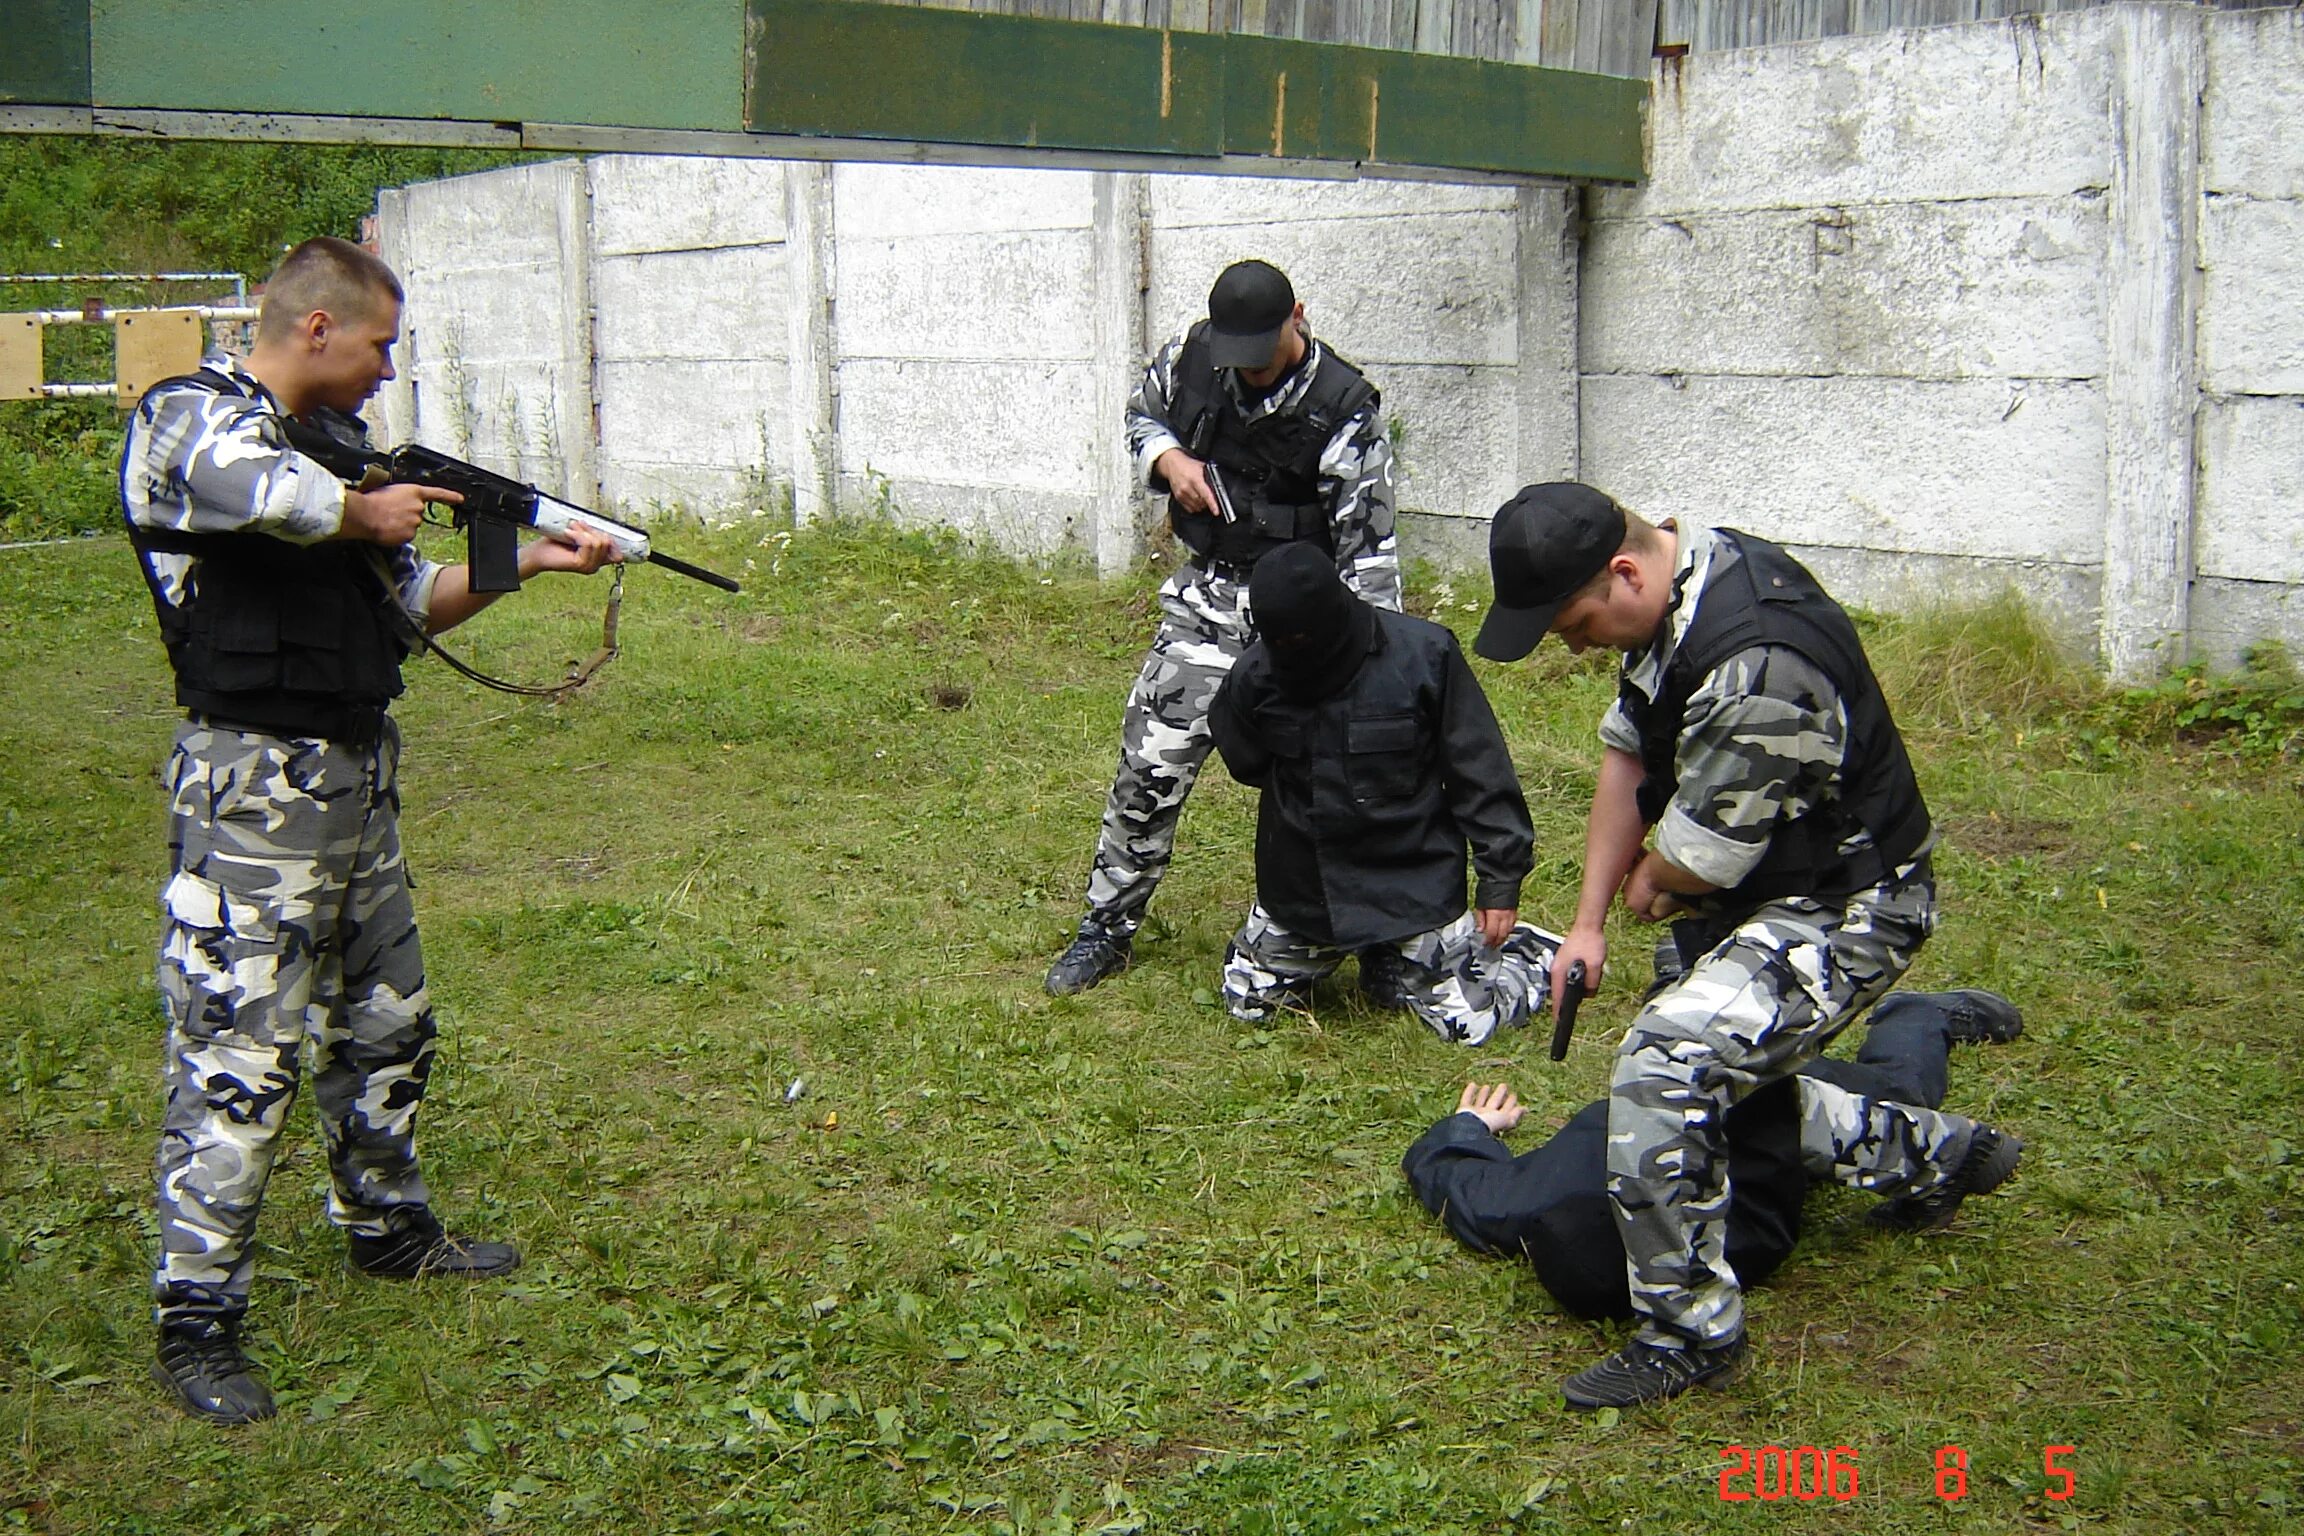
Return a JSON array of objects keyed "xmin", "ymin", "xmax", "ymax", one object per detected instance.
[{"xmin": 648, "ymin": 549, "xmax": 742, "ymax": 593}]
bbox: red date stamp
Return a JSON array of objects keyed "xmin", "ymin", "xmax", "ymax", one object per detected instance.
[{"xmin": 1717, "ymin": 1444, "xmax": 2077, "ymax": 1502}]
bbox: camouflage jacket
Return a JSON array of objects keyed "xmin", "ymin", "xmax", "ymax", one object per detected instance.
[
  {"xmin": 1125, "ymin": 327, "xmax": 1401, "ymax": 611},
  {"xmin": 1600, "ymin": 523, "xmax": 1907, "ymax": 893},
  {"xmin": 120, "ymin": 353, "xmax": 440, "ymax": 623}
]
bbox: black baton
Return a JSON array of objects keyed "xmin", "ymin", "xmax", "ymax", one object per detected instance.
[{"xmin": 1550, "ymin": 958, "xmax": 1589, "ymax": 1062}]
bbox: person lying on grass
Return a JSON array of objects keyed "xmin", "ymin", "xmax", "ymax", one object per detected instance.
[{"xmin": 1403, "ymin": 987, "xmax": 2025, "ymax": 1325}]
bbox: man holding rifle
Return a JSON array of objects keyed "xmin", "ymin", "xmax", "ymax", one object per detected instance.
[
  {"xmin": 1473, "ymin": 481, "xmax": 2022, "ymax": 1410},
  {"xmin": 120, "ymin": 236, "xmax": 617, "ymax": 1425}
]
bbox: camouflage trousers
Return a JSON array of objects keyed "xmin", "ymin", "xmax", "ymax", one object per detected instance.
[
  {"xmin": 1793, "ymin": 1074, "xmax": 1973, "ymax": 1196},
  {"xmin": 1223, "ymin": 906, "xmax": 1557, "ymax": 1046},
  {"xmin": 1609, "ymin": 865, "xmax": 1940, "ymax": 1350},
  {"xmin": 1080, "ymin": 565, "xmax": 1256, "ymax": 937},
  {"xmin": 153, "ymin": 718, "xmax": 437, "ymax": 1322}
]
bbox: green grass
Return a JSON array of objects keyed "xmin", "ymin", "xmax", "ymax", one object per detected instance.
[{"xmin": 3, "ymin": 521, "xmax": 2301, "ymax": 1534}]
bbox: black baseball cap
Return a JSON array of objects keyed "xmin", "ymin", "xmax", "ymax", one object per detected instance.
[
  {"xmin": 1473, "ymin": 482, "xmax": 1629, "ymax": 661},
  {"xmin": 1207, "ymin": 260, "xmax": 1296, "ymax": 368}
]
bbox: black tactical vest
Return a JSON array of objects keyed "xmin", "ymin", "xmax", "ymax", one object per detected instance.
[
  {"xmin": 1620, "ymin": 530, "xmax": 1931, "ymax": 912},
  {"xmin": 1163, "ymin": 322, "xmax": 1378, "ymax": 568},
  {"xmin": 124, "ymin": 371, "xmax": 410, "ymax": 742}
]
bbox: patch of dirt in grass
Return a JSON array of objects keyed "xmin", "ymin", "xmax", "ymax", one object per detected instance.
[
  {"xmin": 1938, "ymin": 812, "xmax": 2076, "ymax": 862},
  {"xmin": 1093, "ymin": 1434, "xmax": 1208, "ymax": 1480},
  {"xmin": 730, "ymin": 614, "xmax": 785, "ymax": 643},
  {"xmin": 1769, "ymin": 1318, "xmax": 1929, "ymax": 1387}
]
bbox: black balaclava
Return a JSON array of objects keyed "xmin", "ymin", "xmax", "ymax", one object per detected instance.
[{"xmin": 1250, "ymin": 543, "xmax": 1378, "ymax": 701}]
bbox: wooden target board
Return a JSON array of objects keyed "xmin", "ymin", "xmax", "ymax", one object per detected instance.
[
  {"xmin": 114, "ymin": 308, "xmax": 204, "ymax": 410},
  {"xmin": 0, "ymin": 315, "xmax": 42, "ymax": 402}
]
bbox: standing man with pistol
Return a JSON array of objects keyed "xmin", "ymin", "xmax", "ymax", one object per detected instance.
[
  {"xmin": 1046, "ymin": 259, "xmax": 1406, "ymax": 1001},
  {"xmin": 121, "ymin": 236, "xmax": 619, "ymax": 1424}
]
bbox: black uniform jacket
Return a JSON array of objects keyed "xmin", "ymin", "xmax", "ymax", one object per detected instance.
[{"xmin": 1211, "ymin": 610, "xmax": 1533, "ymax": 949}]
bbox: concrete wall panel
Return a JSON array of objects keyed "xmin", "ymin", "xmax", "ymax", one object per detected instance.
[
  {"xmin": 397, "ymin": 163, "xmax": 583, "ymax": 268},
  {"xmin": 2192, "ymin": 578, "xmax": 2304, "ymax": 671},
  {"xmin": 1150, "ymin": 175, "xmax": 1516, "ymax": 227},
  {"xmin": 2198, "ymin": 396, "xmax": 2304, "ymax": 586},
  {"xmin": 410, "ymin": 267, "xmax": 577, "ymax": 364},
  {"xmin": 1145, "ymin": 212, "xmax": 1519, "ymax": 367},
  {"xmin": 2204, "ymin": 9, "xmax": 2304, "ymax": 199},
  {"xmin": 1619, "ymin": 16, "xmax": 2113, "ymax": 217},
  {"xmin": 845, "ymin": 474, "xmax": 1096, "ymax": 557},
  {"xmin": 602, "ymin": 461, "xmax": 758, "ymax": 518},
  {"xmin": 834, "ymin": 164, "xmax": 1093, "ymax": 238},
  {"xmin": 425, "ymin": 360, "xmax": 584, "ymax": 469},
  {"xmin": 598, "ymin": 360, "xmax": 788, "ymax": 468},
  {"xmin": 1583, "ymin": 197, "xmax": 2107, "ymax": 380},
  {"xmin": 589, "ymin": 156, "xmax": 789, "ymax": 255},
  {"xmin": 1377, "ymin": 364, "xmax": 1519, "ymax": 521},
  {"xmin": 836, "ymin": 359, "xmax": 1099, "ymax": 493},
  {"xmin": 2200, "ymin": 196, "xmax": 2304, "ymax": 397},
  {"xmin": 594, "ymin": 247, "xmax": 792, "ymax": 362},
  {"xmin": 1581, "ymin": 374, "xmax": 2105, "ymax": 565},
  {"xmin": 1793, "ymin": 543, "xmax": 2101, "ymax": 637},
  {"xmin": 836, "ymin": 230, "xmax": 1099, "ymax": 362}
]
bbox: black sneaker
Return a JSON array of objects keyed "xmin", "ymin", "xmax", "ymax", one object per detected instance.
[
  {"xmin": 1356, "ymin": 945, "xmax": 1411, "ymax": 1012},
  {"xmin": 153, "ymin": 1314, "xmax": 275, "ymax": 1425},
  {"xmin": 349, "ymin": 1208, "xmax": 522, "ymax": 1279},
  {"xmin": 1941, "ymin": 990, "xmax": 2025, "ymax": 1045},
  {"xmin": 1868, "ymin": 1125, "xmax": 2023, "ymax": 1233},
  {"xmin": 1044, "ymin": 924, "xmax": 1131, "ymax": 996},
  {"xmin": 1562, "ymin": 1336, "xmax": 1745, "ymax": 1411}
]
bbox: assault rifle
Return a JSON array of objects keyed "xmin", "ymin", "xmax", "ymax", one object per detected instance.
[{"xmin": 279, "ymin": 417, "xmax": 740, "ymax": 594}]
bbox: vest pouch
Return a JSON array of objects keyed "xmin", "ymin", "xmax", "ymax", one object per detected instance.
[
  {"xmin": 1245, "ymin": 492, "xmax": 1313, "ymax": 543},
  {"xmin": 1346, "ymin": 713, "xmax": 1424, "ymax": 802},
  {"xmin": 190, "ymin": 602, "xmax": 282, "ymax": 693},
  {"xmin": 278, "ymin": 585, "xmax": 347, "ymax": 695}
]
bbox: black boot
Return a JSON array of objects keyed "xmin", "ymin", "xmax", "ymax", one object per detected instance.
[
  {"xmin": 1940, "ymin": 990, "xmax": 2025, "ymax": 1045},
  {"xmin": 1044, "ymin": 922, "xmax": 1131, "ymax": 996},
  {"xmin": 1868, "ymin": 1125, "xmax": 2024, "ymax": 1233},
  {"xmin": 1356, "ymin": 945, "xmax": 1411, "ymax": 1012},
  {"xmin": 1562, "ymin": 1335, "xmax": 1745, "ymax": 1411},
  {"xmin": 349, "ymin": 1207, "xmax": 521, "ymax": 1279},
  {"xmin": 153, "ymin": 1313, "xmax": 275, "ymax": 1425}
]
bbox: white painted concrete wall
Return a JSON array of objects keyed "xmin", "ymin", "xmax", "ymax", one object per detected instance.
[
  {"xmin": 1583, "ymin": 14, "xmax": 2120, "ymax": 655},
  {"xmin": 1586, "ymin": 4, "xmax": 2303, "ymax": 673},
  {"xmin": 377, "ymin": 155, "xmax": 1573, "ymax": 577},
  {"xmin": 374, "ymin": 2, "xmax": 2304, "ymax": 674},
  {"xmin": 2196, "ymin": 6, "xmax": 2304, "ymax": 666}
]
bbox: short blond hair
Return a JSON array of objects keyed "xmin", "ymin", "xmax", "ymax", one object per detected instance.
[{"xmin": 257, "ymin": 237, "xmax": 402, "ymax": 341}]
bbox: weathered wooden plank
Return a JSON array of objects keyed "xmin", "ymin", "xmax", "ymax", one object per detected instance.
[
  {"xmin": 88, "ymin": 0, "xmax": 744, "ymax": 129},
  {"xmin": 750, "ymin": 0, "xmax": 1644, "ymax": 177},
  {"xmin": 2, "ymin": 0, "xmax": 93, "ymax": 106}
]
